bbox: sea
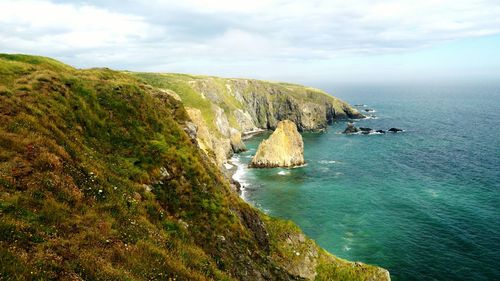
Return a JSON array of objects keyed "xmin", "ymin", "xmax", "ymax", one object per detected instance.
[{"xmin": 231, "ymin": 82, "xmax": 500, "ymax": 281}]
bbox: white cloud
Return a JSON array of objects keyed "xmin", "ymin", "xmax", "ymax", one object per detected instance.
[
  {"xmin": 0, "ymin": 0, "xmax": 499, "ymax": 81},
  {"xmin": 0, "ymin": 0, "xmax": 154, "ymax": 53}
]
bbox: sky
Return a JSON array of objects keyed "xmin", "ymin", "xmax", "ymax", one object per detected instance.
[{"xmin": 1, "ymin": 0, "xmax": 500, "ymax": 84}]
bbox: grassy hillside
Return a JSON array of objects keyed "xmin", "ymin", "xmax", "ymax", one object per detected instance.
[
  {"xmin": 133, "ymin": 73, "xmax": 362, "ymax": 134},
  {"xmin": 0, "ymin": 54, "xmax": 388, "ymax": 280}
]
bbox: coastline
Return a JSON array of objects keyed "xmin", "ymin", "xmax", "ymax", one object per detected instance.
[{"xmin": 226, "ymin": 151, "xmax": 253, "ymax": 202}]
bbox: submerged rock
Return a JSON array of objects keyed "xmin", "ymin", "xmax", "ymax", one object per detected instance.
[
  {"xmin": 342, "ymin": 123, "xmax": 360, "ymax": 134},
  {"xmin": 250, "ymin": 120, "xmax": 304, "ymax": 168},
  {"xmin": 388, "ymin": 128, "xmax": 403, "ymax": 132},
  {"xmin": 376, "ymin": 130, "xmax": 386, "ymax": 134}
]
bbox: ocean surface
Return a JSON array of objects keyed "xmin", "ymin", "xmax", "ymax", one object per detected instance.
[{"xmin": 231, "ymin": 83, "xmax": 500, "ymax": 281}]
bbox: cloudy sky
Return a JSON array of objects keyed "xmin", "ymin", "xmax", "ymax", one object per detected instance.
[{"xmin": 1, "ymin": 0, "xmax": 499, "ymax": 84}]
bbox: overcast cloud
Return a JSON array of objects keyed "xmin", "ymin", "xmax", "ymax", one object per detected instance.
[{"xmin": 1, "ymin": 0, "xmax": 499, "ymax": 82}]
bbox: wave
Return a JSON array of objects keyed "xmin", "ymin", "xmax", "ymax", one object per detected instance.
[
  {"xmin": 318, "ymin": 160, "xmax": 336, "ymax": 164},
  {"xmin": 278, "ymin": 170, "xmax": 290, "ymax": 176},
  {"xmin": 230, "ymin": 155, "xmax": 250, "ymax": 200}
]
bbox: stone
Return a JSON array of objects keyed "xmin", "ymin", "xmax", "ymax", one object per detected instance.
[
  {"xmin": 234, "ymin": 109, "xmax": 258, "ymax": 133},
  {"xmin": 213, "ymin": 105, "xmax": 231, "ymax": 137},
  {"xmin": 230, "ymin": 128, "xmax": 247, "ymax": 153},
  {"xmin": 342, "ymin": 123, "xmax": 360, "ymax": 134},
  {"xmin": 388, "ymin": 128, "xmax": 403, "ymax": 132},
  {"xmin": 250, "ymin": 120, "xmax": 305, "ymax": 168}
]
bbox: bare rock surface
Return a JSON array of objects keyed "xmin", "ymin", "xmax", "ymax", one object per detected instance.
[{"xmin": 250, "ymin": 120, "xmax": 304, "ymax": 168}]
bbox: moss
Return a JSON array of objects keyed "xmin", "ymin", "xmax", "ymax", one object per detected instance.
[{"xmin": 315, "ymin": 250, "xmax": 388, "ymax": 281}]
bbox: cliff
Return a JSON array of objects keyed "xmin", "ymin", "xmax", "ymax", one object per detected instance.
[
  {"xmin": 0, "ymin": 54, "xmax": 388, "ymax": 280},
  {"xmin": 133, "ymin": 73, "xmax": 363, "ymax": 166},
  {"xmin": 251, "ymin": 120, "xmax": 305, "ymax": 168}
]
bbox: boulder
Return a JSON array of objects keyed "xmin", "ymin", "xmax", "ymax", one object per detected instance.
[
  {"xmin": 359, "ymin": 127, "xmax": 372, "ymax": 132},
  {"xmin": 376, "ymin": 130, "xmax": 386, "ymax": 134},
  {"xmin": 388, "ymin": 128, "xmax": 403, "ymax": 132},
  {"xmin": 250, "ymin": 120, "xmax": 304, "ymax": 168},
  {"xmin": 342, "ymin": 123, "xmax": 360, "ymax": 134},
  {"xmin": 230, "ymin": 128, "xmax": 247, "ymax": 153}
]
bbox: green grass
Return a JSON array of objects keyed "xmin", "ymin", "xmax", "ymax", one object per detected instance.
[
  {"xmin": 0, "ymin": 54, "xmax": 386, "ymax": 280},
  {"xmin": 0, "ymin": 55, "xmax": 245, "ymax": 280}
]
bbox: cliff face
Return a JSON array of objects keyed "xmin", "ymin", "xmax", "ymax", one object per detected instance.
[
  {"xmin": 229, "ymin": 80, "xmax": 362, "ymax": 132},
  {"xmin": 0, "ymin": 54, "xmax": 388, "ymax": 281},
  {"xmin": 251, "ymin": 120, "xmax": 305, "ymax": 168},
  {"xmin": 134, "ymin": 73, "xmax": 363, "ymax": 165}
]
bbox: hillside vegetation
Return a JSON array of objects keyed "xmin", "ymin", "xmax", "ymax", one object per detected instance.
[
  {"xmin": 132, "ymin": 72, "xmax": 362, "ymax": 165},
  {"xmin": 0, "ymin": 54, "xmax": 388, "ymax": 280}
]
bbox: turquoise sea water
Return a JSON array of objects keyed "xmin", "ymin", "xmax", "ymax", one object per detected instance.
[{"xmin": 232, "ymin": 83, "xmax": 500, "ymax": 281}]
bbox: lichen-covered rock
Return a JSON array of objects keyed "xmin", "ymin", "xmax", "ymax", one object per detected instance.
[{"xmin": 250, "ymin": 120, "xmax": 304, "ymax": 168}]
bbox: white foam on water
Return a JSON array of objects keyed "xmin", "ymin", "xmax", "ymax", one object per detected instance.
[
  {"xmin": 318, "ymin": 160, "xmax": 336, "ymax": 164},
  {"xmin": 230, "ymin": 155, "xmax": 250, "ymax": 200},
  {"xmin": 425, "ymin": 188, "xmax": 439, "ymax": 198},
  {"xmin": 278, "ymin": 170, "xmax": 290, "ymax": 176},
  {"xmin": 343, "ymin": 245, "xmax": 351, "ymax": 251}
]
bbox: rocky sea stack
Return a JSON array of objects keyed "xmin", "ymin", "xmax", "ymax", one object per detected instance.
[{"xmin": 250, "ymin": 120, "xmax": 305, "ymax": 168}]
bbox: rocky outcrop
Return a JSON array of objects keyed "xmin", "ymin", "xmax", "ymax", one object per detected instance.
[
  {"xmin": 230, "ymin": 128, "xmax": 247, "ymax": 152},
  {"xmin": 388, "ymin": 127, "xmax": 403, "ymax": 132},
  {"xmin": 343, "ymin": 123, "xmax": 360, "ymax": 134},
  {"xmin": 136, "ymin": 74, "xmax": 363, "ymax": 168},
  {"xmin": 231, "ymin": 80, "xmax": 363, "ymax": 132},
  {"xmin": 343, "ymin": 123, "xmax": 403, "ymax": 135},
  {"xmin": 234, "ymin": 108, "xmax": 258, "ymax": 132},
  {"xmin": 185, "ymin": 107, "xmax": 232, "ymax": 166},
  {"xmin": 250, "ymin": 120, "xmax": 304, "ymax": 168}
]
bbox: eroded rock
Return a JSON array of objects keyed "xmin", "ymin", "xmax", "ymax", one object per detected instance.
[
  {"xmin": 343, "ymin": 123, "xmax": 360, "ymax": 134},
  {"xmin": 250, "ymin": 120, "xmax": 304, "ymax": 168}
]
